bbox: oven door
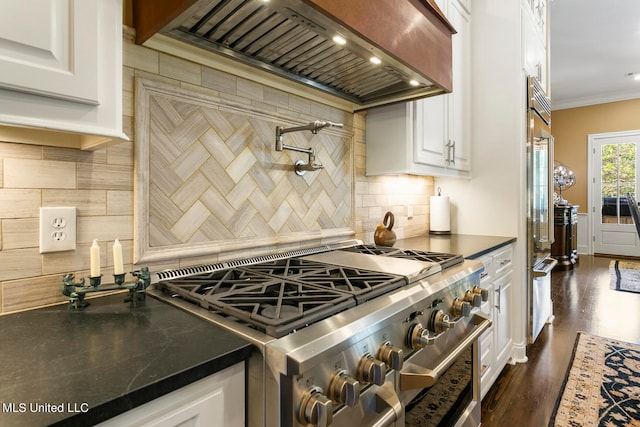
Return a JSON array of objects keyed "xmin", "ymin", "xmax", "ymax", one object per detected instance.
[{"xmin": 398, "ymin": 313, "xmax": 491, "ymax": 427}]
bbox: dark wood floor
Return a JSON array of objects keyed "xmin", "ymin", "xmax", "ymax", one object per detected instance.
[{"xmin": 480, "ymin": 255, "xmax": 640, "ymax": 427}]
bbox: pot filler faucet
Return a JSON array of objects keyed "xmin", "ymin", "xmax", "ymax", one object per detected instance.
[{"xmin": 275, "ymin": 120, "xmax": 343, "ymax": 175}]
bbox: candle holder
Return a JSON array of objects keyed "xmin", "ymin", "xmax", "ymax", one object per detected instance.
[
  {"xmin": 114, "ymin": 273, "xmax": 126, "ymax": 286},
  {"xmin": 62, "ymin": 267, "xmax": 151, "ymax": 309}
]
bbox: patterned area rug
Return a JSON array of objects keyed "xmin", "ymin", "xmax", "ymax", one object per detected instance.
[
  {"xmin": 610, "ymin": 260, "xmax": 640, "ymax": 293},
  {"xmin": 549, "ymin": 332, "xmax": 640, "ymax": 426}
]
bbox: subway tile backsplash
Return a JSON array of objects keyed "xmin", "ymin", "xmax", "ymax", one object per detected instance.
[{"xmin": 0, "ymin": 27, "xmax": 434, "ymax": 314}]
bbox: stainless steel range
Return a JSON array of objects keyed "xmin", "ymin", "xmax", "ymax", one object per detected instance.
[{"xmin": 148, "ymin": 241, "xmax": 490, "ymax": 427}]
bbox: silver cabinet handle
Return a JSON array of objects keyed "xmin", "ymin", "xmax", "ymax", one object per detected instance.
[
  {"xmin": 399, "ymin": 313, "xmax": 491, "ymax": 390},
  {"xmin": 495, "ymin": 284, "xmax": 501, "ymax": 312},
  {"xmin": 450, "ymin": 140, "xmax": 456, "ymax": 165},
  {"xmin": 445, "ymin": 140, "xmax": 456, "ymax": 166}
]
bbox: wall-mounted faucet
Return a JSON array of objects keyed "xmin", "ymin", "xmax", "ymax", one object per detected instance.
[{"xmin": 275, "ymin": 120, "xmax": 343, "ymax": 175}]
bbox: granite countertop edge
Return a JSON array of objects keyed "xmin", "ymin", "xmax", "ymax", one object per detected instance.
[
  {"xmin": 55, "ymin": 343, "xmax": 253, "ymax": 427},
  {"xmin": 394, "ymin": 233, "xmax": 517, "ymax": 259}
]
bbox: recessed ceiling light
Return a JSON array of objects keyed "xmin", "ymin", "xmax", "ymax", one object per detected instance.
[
  {"xmin": 333, "ymin": 35, "xmax": 347, "ymax": 45},
  {"xmin": 409, "ymin": 79, "xmax": 420, "ymax": 86},
  {"xmin": 370, "ymin": 56, "xmax": 381, "ymax": 65}
]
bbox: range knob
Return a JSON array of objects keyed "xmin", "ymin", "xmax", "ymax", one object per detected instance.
[
  {"xmin": 407, "ymin": 322, "xmax": 434, "ymax": 349},
  {"xmin": 328, "ymin": 370, "xmax": 360, "ymax": 407},
  {"xmin": 472, "ymin": 285, "xmax": 489, "ymax": 302},
  {"xmin": 376, "ymin": 341, "xmax": 404, "ymax": 371},
  {"xmin": 298, "ymin": 386, "xmax": 333, "ymax": 427},
  {"xmin": 464, "ymin": 289, "xmax": 483, "ymax": 307},
  {"xmin": 357, "ymin": 353, "xmax": 386, "ymax": 386},
  {"xmin": 429, "ymin": 310, "xmax": 456, "ymax": 333},
  {"xmin": 452, "ymin": 298, "xmax": 472, "ymax": 317}
]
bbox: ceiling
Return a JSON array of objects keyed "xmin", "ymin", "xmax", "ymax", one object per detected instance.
[{"xmin": 550, "ymin": 0, "xmax": 640, "ymax": 110}]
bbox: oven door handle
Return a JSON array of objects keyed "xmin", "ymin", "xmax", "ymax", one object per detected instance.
[
  {"xmin": 373, "ymin": 381, "xmax": 404, "ymax": 427},
  {"xmin": 399, "ymin": 313, "xmax": 492, "ymax": 391}
]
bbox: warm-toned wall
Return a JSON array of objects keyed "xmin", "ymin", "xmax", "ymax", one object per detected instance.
[{"xmin": 552, "ymin": 98, "xmax": 640, "ymax": 212}]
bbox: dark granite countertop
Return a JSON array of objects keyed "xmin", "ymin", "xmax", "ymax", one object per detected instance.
[
  {"xmin": 0, "ymin": 292, "xmax": 253, "ymax": 427},
  {"xmin": 395, "ymin": 233, "xmax": 516, "ymax": 259}
]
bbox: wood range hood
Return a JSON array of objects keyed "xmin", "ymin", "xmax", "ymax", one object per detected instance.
[{"xmin": 133, "ymin": 0, "xmax": 455, "ymax": 110}]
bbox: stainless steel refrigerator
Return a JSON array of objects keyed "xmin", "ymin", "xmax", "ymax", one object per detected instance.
[{"xmin": 526, "ymin": 76, "xmax": 557, "ymax": 344}]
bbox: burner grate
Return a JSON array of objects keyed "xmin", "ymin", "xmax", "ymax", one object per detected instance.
[
  {"xmin": 158, "ymin": 243, "xmax": 462, "ymax": 337},
  {"xmin": 341, "ymin": 245, "xmax": 463, "ymax": 269},
  {"xmin": 159, "ymin": 256, "xmax": 406, "ymax": 337},
  {"xmin": 214, "ymin": 279, "xmax": 356, "ymax": 337}
]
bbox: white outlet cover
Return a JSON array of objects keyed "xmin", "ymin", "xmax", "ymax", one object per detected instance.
[{"xmin": 39, "ymin": 207, "xmax": 77, "ymax": 253}]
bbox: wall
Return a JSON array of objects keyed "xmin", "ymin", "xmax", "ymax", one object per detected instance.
[
  {"xmin": 553, "ymin": 98, "xmax": 640, "ymax": 212},
  {"xmin": 0, "ymin": 28, "xmax": 434, "ymax": 314}
]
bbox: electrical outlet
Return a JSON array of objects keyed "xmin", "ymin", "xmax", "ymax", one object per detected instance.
[{"xmin": 39, "ymin": 207, "xmax": 76, "ymax": 253}]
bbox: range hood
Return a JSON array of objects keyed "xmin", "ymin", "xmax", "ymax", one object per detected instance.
[{"xmin": 133, "ymin": 0, "xmax": 455, "ymax": 110}]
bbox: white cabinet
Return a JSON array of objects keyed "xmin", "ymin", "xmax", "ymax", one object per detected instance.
[
  {"xmin": 0, "ymin": 0, "xmax": 127, "ymax": 150},
  {"xmin": 522, "ymin": 0, "xmax": 548, "ymax": 90},
  {"xmin": 475, "ymin": 243, "xmax": 514, "ymax": 399},
  {"xmin": 98, "ymin": 362, "xmax": 245, "ymax": 427},
  {"xmin": 366, "ymin": 0, "xmax": 470, "ymax": 178}
]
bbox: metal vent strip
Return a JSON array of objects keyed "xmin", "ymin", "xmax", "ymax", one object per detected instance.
[
  {"xmin": 165, "ymin": 0, "xmax": 422, "ymax": 104},
  {"xmin": 153, "ymin": 245, "xmax": 341, "ymax": 282}
]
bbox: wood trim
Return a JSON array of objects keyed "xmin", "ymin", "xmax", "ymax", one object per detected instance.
[
  {"xmin": 132, "ymin": 0, "xmax": 198, "ymax": 44},
  {"xmin": 302, "ymin": 0, "xmax": 453, "ymax": 91}
]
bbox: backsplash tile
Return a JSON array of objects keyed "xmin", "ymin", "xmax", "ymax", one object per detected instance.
[
  {"xmin": 0, "ymin": 27, "xmax": 434, "ymax": 314},
  {"xmin": 4, "ymin": 158, "xmax": 75, "ymax": 189}
]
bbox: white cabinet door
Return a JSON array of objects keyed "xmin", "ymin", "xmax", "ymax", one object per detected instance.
[
  {"xmin": 414, "ymin": 98, "xmax": 447, "ymax": 167},
  {"xmin": 98, "ymin": 363, "xmax": 244, "ymax": 427},
  {"xmin": 494, "ymin": 272, "xmax": 513, "ymax": 367},
  {"xmin": 415, "ymin": 0, "xmax": 470, "ymax": 173},
  {"xmin": 0, "ymin": 0, "xmax": 126, "ymax": 149},
  {"xmin": 0, "ymin": 0, "xmax": 99, "ymax": 104},
  {"xmin": 522, "ymin": 4, "xmax": 548, "ymax": 89},
  {"xmin": 366, "ymin": 0, "xmax": 470, "ymax": 177},
  {"xmin": 448, "ymin": 0, "xmax": 471, "ymax": 172}
]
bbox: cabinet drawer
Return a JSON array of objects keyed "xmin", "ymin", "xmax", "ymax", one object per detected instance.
[
  {"xmin": 476, "ymin": 253, "xmax": 494, "ymax": 281},
  {"xmin": 480, "ymin": 330, "xmax": 493, "ymax": 380},
  {"xmin": 493, "ymin": 246, "xmax": 514, "ymax": 278}
]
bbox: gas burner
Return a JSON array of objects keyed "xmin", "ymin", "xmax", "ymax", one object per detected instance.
[
  {"xmin": 261, "ymin": 304, "xmax": 299, "ymax": 320},
  {"xmin": 215, "ymin": 279, "xmax": 356, "ymax": 338},
  {"xmin": 294, "ymin": 266, "xmax": 407, "ymax": 303}
]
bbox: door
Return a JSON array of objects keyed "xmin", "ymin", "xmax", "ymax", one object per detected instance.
[
  {"xmin": 527, "ymin": 109, "xmax": 553, "ymax": 268},
  {"xmin": 590, "ymin": 131, "xmax": 640, "ymax": 256}
]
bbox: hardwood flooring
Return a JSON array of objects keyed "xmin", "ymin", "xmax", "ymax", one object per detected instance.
[{"xmin": 480, "ymin": 255, "xmax": 640, "ymax": 427}]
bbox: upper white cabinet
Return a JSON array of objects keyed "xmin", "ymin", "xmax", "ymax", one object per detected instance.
[
  {"xmin": 522, "ymin": 0, "xmax": 549, "ymax": 90},
  {"xmin": 366, "ymin": 0, "xmax": 470, "ymax": 178},
  {"xmin": 0, "ymin": 0, "xmax": 127, "ymax": 150}
]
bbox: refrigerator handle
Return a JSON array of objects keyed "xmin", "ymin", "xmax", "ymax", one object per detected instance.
[
  {"xmin": 533, "ymin": 258, "xmax": 558, "ymax": 277},
  {"xmin": 549, "ymin": 135, "xmax": 555, "ymax": 244}
]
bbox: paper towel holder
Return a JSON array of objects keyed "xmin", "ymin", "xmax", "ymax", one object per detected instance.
[{"xmin": 429, "ymin": 187, "xmax": 451, "ymax": 235}]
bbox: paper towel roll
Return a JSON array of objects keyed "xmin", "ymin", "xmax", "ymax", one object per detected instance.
[{"xmin": 430, "ymin": 195, "xmax": 451, "ymax": 234}]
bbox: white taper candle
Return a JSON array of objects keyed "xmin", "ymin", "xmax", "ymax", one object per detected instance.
[
  {"xmin": 90, "ymin": 239, "xmax": 100, "ymax": 277},
  {"xmin": 113, "ymin": 238, "xmax": 124, "ymax": 275}
]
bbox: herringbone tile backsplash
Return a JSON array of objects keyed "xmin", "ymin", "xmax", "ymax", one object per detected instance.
[{"xmin": 136, "ymin": 79, "xmax": 353, "ymax": 262}]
